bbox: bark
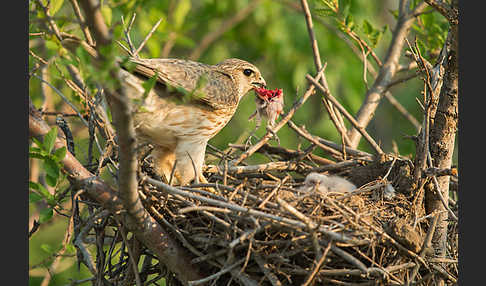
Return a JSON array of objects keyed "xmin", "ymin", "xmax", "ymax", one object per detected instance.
[
  {"xmin": 425, "ymin": 24, "xmax": 458, "ymax": 257},
  {"xmin": 423, "ymin": 2, "xmax": 459, "ymax": 284}
]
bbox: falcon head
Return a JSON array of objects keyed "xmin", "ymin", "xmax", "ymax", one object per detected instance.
[{"xmin": 215, "ymin": 58, "xmax": 266, "ymax": 99}]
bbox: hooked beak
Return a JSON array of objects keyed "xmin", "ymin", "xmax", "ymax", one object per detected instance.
[{"xmin": 251, "ymin": 77, "xmax": 266, "ymax": 89}]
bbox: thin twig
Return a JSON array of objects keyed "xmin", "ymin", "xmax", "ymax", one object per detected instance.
[
  {"xmin": 306, "ymin": 74, "xmax": 384, "ymax": 155},
  {"xmin": 134, "ymin": 18, "xmax": 163, "ymax": 57}
]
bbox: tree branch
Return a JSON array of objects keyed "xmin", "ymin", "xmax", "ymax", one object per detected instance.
[{"xmin": 346, "ymin": 0, "xmax": 428, "ymax": 148}]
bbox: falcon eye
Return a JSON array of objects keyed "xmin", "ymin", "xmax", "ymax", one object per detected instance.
[{"xmin": 243, "ymin": 69, "xmax": 254, "ymax": 76}]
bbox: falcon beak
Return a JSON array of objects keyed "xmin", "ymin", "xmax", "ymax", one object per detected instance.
[{"xmin": 252, "ymin": 77, "xmax": 266, "ymax": 89}]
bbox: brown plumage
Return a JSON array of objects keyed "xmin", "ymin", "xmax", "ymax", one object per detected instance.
[{"xmin": 118, "ymin": 58, "xmax": 266, "ymax": 185}]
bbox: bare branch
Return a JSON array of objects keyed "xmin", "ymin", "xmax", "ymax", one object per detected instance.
[
  {"xmin": 299, "ymin": 0, "xmax": 350, "ymax": 146},
  {"xmin": 347, "ymin": 0, "xmax": 428, "ymax": 148},
  {"xmin": 305, "ymin": 74, "xmax": 384, "ymax": 155}
]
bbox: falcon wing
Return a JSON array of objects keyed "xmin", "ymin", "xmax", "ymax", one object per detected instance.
[{"xmin": 127, "ymin": 58, "xmax": 239, "ymax": 109}]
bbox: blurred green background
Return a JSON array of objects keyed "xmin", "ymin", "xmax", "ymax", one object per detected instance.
[{"xmin": 29, "ymin": 0, "xmax": 454, "ymax": 284}]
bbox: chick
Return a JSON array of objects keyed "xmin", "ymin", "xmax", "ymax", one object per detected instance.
[
  {"xmin": 300, "ymin": 172, "xmax": 356, "ymax": 194},
  {"xmin": 247, "ymin": 87, "xmax": 284, "ymax": 144}
]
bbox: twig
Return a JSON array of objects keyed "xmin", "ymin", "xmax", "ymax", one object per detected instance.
[
  {"xmin": 187, "ymin": 258, "xmax": 245, "ymax": 286},
  {"xmin": 34, "ymin": 0, "xmax": 63, "ymax": 41},
  {"xmin": 254, "ymin": 254, "xmax": 282, "ymax": 286},
  {"xmin": 301, "ymin": 240, "xmax": 332, "ymax": 286},
  {"xmin": 146, "ymin": 177, "xmax": 362, "ymax": 244},
  {"xmin": 306, "ymin": 74, "xmax": 384, "ymax": 155},
  {"xmin": 121, "ymin": 13, "xmax": 137, "ymax": 55},
  {"xmin": 409, "ymin": 212, "xmax": 439, "ymax": 283},
  {"xmin": 134, "ymin": 18, "xmax": 164, "ymax": 57},
  {"xmin": 299, "ymin": 0, "xmax": 350, "ymax": 145},
  {"xmin": 68, "ymin": 0, "xmax": 95, "ymax": 46},
  {"xmin": 383, "ymin": 91, "xmax": 421, "ymax": 130},
  {"xmin": 118, "ymin": 226, "xmax": 143, "ymax": 286},
  {"xmin": 287, "ymin": 120, "xmax": 343, "ymax": 158}
]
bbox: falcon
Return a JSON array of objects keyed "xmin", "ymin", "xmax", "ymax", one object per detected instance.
[{"xmin": 117, "ymin": 57, "xmax": 266, "ymax": 185}]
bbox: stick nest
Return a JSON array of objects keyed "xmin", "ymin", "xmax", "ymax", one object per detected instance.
[{"xmin": 138, "ymin": 147, "xmax": 458, "ymax": 286}]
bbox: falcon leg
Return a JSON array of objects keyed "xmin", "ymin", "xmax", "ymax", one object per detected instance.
[
  {"xmin": 245, "ymin": 112, "xmax": 262, "ymax": 148},
  {"xmin": 173, "ymin": 139, "xmax": 207, "ymax": 186},
  {"xmin": 266, "ymin": 126, "xmax": 280, "ymax": 145}
]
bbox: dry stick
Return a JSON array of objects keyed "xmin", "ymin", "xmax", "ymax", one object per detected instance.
[
  {"xmin": 288, "ymin": 120, "xmax": 375, "ymax": 161},
  {"xmin": 229, "ymin": 143, "xmax": 336, "ymax": 165},
  {"xmin": 299, "ymin": 0, "xmax": 350, "ymax": 146},
  {"xmin": 68, "ymin": 0, "xmax": 95, "ymax": 46},
  {"xmin": 232, "ymin": 66, "xmax": 326, "ymax": 165},
  {"xmin": 121, "ymin": 13, "xmax": 137, "ymax": 54},
  {"xmin": 301, "ymin": 240, "xmax": 332, "ymax": 286},
  {"xmin": 146, "ymin": 177, "xmax": 361, "ymax": 244},
  {"xmin": 34, "ymin": 0, "xmax": 63, "ymax": 41},
  {"xmin": 253, "ymin": 253, "xmax": 283, "ymax": 286},
  {"xmin": 383, "ymin": 91, "xmax": 421, "ymax": 130},
  {"xmin": 189, "ymin": 0, "xmax": 261, "ymax": 60},
  {"xmin": 40, "ymin": 202, "xmax": 77, "ymax": 286},
  {"xmin": 287, "ymin": 120, "xmax": 343, "ymax": 158},
  {"xmin": 206, "ymin": 161, "xmax": 302, "ymax": 175},
  {"xmin": 409, "ymin": 213, "xmax": 439, "ymax": 284},
  {"xmin": 187, "ymin": 258, "xmax": 246, "ymax": 286},
  {"xmin": 258, "ymin": 176, "xmax": 289, "ymax": 209},
  {"xmin": 32, "ymin": 73, "xmax": 105, "ymax": 156},
  {"xmin": 309, "ymin": 159, "xmax": 362, "ymax": 174},
  {"xmin": 133, "ymin": 17, "xmax": 164, "ymax": 57},
  {"xmin": 119, "ymin": 226, "xmax": 143, "ymax": 286},
  {"xmin": 306, "ymin": 75, "xmax": 384, "ymax": 155}
]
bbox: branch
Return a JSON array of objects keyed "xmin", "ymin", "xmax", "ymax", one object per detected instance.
[
  {"xmin": 305, "ymin": 74, "xmax": 384, "ymax": 155},
  {"xmin": 424, "ymin": 0, "xmax": 458, "ymax": 24},
  {"xmin": 346, "ymin": 0, "xmax": 428, "ymax": 148},
  {"xmin": 299, "ymin": 0, "xmax": 350, "ymax": 146}
]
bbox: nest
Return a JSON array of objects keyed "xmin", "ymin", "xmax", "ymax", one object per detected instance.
[{"xmin": 137, "ymin": 147, "xmax": 459, "ymax": 286}]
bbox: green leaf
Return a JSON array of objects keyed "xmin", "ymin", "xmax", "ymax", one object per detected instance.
[
  {"xmin": 39, "ymin": 208, "xmax": 54, "ymax": 223},
  {"xmin": 29, "ymin": 152, "xmax": 47, "ymax": 160},
  {"xmin": 32, "ymin": 137, "xmax": 44, "ymax": 150},
  {"xmin": 45, "ymin": 174, "xmax": 58, "ymax": 188},
  {"xmin": 49, "ymin": 0, "xmax": 64, "ymax": 16},
  {"xmin": 29, "ymin": 192, "xmax": 44, "ymax": 203},
  {"xmin": 362, "ymin": 19, "xmax": 373, "ymax": 35},
  {"xmin": 344, "ymin": 14, "xmax": 355, "ymax": 31},
  {"xmin": 44, "ymin": 127, "xmax": 58, "ymax": 154},
  {"xmin": 43, "ymin": 158, "xmax": 60, "ymax": 186},
  {"xmin": 142, "ymin": 73, "xmax": 158, "ymax": 99},
  {"xmin": 29, "ymin": 181, "xmax": 52, "ymax": 199},
  {"xmin": 65, "ymin": 243, "xmax": 76, "ymax": 254},
  {"xmin": 41, "ymin": 243, "xmax": 54, "ymax": 254},
  {"xmin": 53, "ymin": 147, "xmax": 67, "ymax": 162}
]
